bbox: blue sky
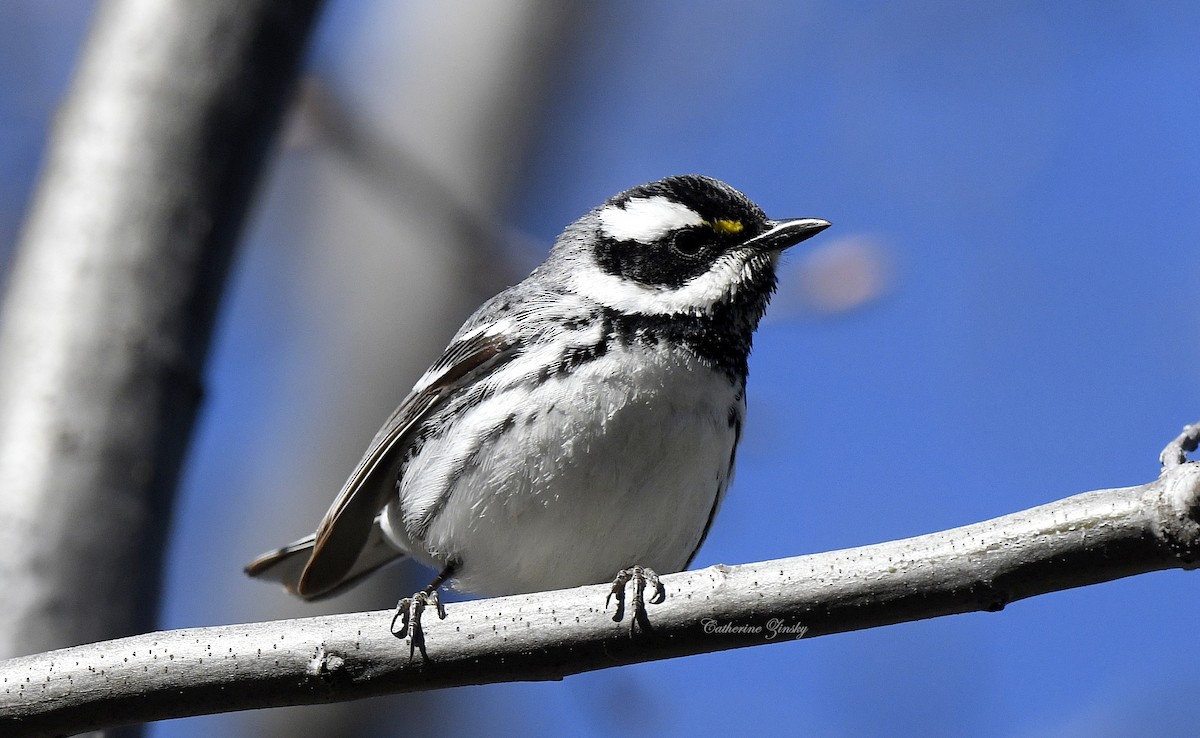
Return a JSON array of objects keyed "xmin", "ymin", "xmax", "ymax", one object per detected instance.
[{"xmin": 3, "ymin": 2, "xmax": 1199, "ymax": 736}]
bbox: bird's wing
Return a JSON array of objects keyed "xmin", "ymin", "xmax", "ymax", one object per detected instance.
[{"xmin": 294, "ymin": 319, "xmax": 521, "ymax": 598}]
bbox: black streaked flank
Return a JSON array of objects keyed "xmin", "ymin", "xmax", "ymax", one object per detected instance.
[
  {"xmin": 411, "ymin": 408, "xmax": 521, "ymax": 543},
  {"xmin": 684, "ymin": 481, "xmax": 726, "ymax": 570},
  {"xmin": 726, "ymin": 404, "xmax": 740, "ymax": 429}
]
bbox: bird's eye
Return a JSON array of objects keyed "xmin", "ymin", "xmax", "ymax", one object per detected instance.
[{"xmin": 670, "ymin": 228, "xmax": 708, "ymax": 257}]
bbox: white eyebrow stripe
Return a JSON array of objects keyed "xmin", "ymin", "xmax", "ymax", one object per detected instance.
[{"xmin": 597, "ymin": 196, "xmax": 704, "ymax": 243}]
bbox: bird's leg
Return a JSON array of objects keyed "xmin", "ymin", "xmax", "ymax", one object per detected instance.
[
  {"xmin": 607, "ymin": 565, "xmax": 666, "ymax": 635},
  {"xmin": 391, "ymin": 562, "xmax": 458, "ymax": 657}
]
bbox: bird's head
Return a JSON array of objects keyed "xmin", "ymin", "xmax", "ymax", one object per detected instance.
[{"xmin": 547, "ymin": 174, "xmax": 830, "ymax": 317}]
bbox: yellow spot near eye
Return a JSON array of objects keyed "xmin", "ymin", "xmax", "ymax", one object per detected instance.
[{"xmin": 710, "ymin": 218, "xmax": 744, "ymax": 235}]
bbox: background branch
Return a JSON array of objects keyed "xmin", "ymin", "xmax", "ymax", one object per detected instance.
[
  {"xmin": 3, "ymin": 459, "xmax": 1197, "ymax": 737},
  {"xmin": 0, "ymin": 0, "xmax": 323, "ymax": 667}
]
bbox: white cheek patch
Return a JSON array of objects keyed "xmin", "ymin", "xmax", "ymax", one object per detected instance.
[
  {"xmin": 570, "ymin": 250, "xmax": 774, "ymax": 316},
  {"xmin": 598, "ymin": 196, "xmax": 704, "ymax": 243}
]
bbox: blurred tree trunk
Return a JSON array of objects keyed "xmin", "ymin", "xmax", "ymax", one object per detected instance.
[{"xmin": 0, "ymin": 0, "xmax": 323, "ymax": 677}]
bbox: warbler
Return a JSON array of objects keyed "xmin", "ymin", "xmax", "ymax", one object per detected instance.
[{"xmin": 246, "ymin": 174, "xmax": 830, "ymax": 634}]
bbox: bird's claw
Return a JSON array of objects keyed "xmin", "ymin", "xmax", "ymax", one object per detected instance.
[
  {"xmin": 390, "ymin": 590, "xmax": 447, "ymax": 658},
  {"xmin": 607, "ymin": 565, "xmax": 665, "ymax": 635}
]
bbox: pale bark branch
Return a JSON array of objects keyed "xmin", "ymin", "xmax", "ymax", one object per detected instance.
[
  {"xmin": 2, "ymin": 455, "xmax": 1198, "ymax": 737},
  {"xmin": 0, "ymin": 0, "xmax": 323, "ymax": 663}
]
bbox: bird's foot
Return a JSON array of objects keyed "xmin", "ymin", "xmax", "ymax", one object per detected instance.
[
  {"xmin": 390, "ymin": 589, "xmax": 446, "ymax": 658},
  {"xmin": 390, "ymin": 563, "xmax": 456, "ymax": 658},
  {"xmin": 606, "ymin": 565, "xmax": 666, "ymax": 635}
]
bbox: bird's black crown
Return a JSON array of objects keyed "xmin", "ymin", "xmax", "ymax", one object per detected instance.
[{"xmin": 608, "ymin": 174, "xmax": 769, "ymax": 233}]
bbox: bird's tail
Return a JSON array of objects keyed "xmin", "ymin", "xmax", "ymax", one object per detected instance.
[{"xmin": 244, "ymin": 515, "xmax": 405, "ymax": 601}]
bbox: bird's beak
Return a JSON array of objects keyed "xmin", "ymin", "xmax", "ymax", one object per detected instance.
[{"xmin": 743, "ymin": 218, "xmax": 832, "ymax": 252}]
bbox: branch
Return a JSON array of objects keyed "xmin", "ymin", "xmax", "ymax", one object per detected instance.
[
  {"xmin": 2, "ymin": 454, "xmax": 1198, "ymax": 736},
  {"xmin": 0, "ymin": 0, "xmax": 323, "ymax": 660}
]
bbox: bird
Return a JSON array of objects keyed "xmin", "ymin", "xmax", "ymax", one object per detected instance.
[{"xmin": 245, "ymin": 174, "xmax": 830, "ymax": 638}]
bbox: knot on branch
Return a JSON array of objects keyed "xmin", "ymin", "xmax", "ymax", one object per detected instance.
[
  {"xmin": 1160, "ymin": 421, "xmax": 1200, "ymax": 471},
  {"xmin": 1154, "ymin": 463, "xmax": 1200, "ymax": 568},
  {"xmin": 306, "ymin": 644, "xmax": 346, "ymax": 682}
]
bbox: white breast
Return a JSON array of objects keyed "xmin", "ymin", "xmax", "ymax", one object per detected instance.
[{"xmin": 381, "ymin": 341, "xmax": 744, "ymax": 596}]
